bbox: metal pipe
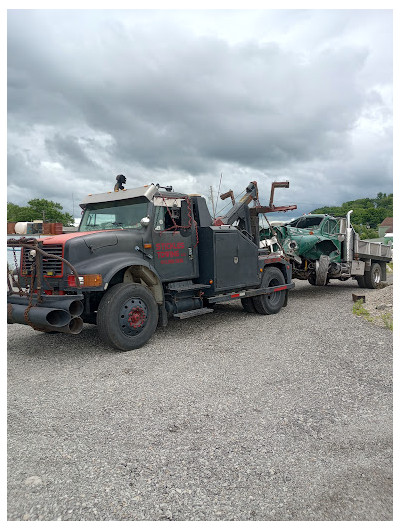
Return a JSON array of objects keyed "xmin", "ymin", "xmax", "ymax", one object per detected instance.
[
  {"xmin": 345, "ymin": 210, "xmax": 354, "ymax": 263},
  {"xmin": 7, "ymin": 304, "xmax": 71, "ymax": 327},
  {"xmin": 36, "ymin": 317, "xmax": 83, "ymax": 335},
  {"xmin": 38, "ymin": 298, "xmax": 83, "ymax": 317},
  {"xmin": 40, "ymin": 317, "xmax": 84, "ymax": 335},
  {"xmin": 7, "ymin": 295, "xmax": 83, "ymax": 317},
  {"xmin": 64, "ymin": 317, "xmax": 83, "ymax": 334}
]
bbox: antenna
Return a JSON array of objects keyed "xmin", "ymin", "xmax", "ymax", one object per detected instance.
[
  {"xmin": 214, "ymin": 173, "xmax": 223, "ymax": 218},
  {"xmin": 209, "ymin": 186, "xmax": 216, "ymax": 218}
]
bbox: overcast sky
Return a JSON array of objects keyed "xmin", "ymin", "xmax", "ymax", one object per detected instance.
[{"xmin": 7, "ymin": 9, "xmax": 393, "ymax": 220}]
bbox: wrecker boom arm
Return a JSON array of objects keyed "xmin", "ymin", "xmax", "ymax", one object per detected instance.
[{"xmin": 213, "ymin": 181, "xmax": 258, "ymax": 227}]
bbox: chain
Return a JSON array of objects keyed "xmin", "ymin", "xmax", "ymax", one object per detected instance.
[
  {"xmin": 158, "ymin": 195, "xmax": 199, "ymax": 248},
  {"xmin": 23, "ymin": 261, "xmax": 42, "ymax": 331},
  {"xmin": 12, "ymin": 246, "xmax": 24, "ymax": 296},
  {"xmin": 186, "ymin": 197, "xmax": 199, "ymax": 247}
]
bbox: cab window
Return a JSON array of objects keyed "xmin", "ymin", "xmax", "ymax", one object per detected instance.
[
  {"xmin": 322, "ymin": 219, "xmax": 339, "ymax": 234},
  {"xmin": 154, "ymin": 206, "xmax": 182, "ymax": 231}
]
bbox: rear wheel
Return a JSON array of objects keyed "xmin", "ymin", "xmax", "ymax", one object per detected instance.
[
  {"xmin": 97, "ymin": 283, "xmax": 158, "ymax": 350},
  {"xmin": 364, "ymin": 262, "xmax": 382, "ymax": 289},
  {"xmin": 253, "ymin": 267, "xmax": 286, "ymax": 315}
]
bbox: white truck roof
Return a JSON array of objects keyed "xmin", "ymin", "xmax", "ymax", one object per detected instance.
[{"xmin": 79, "ymin": 184, "xmax": 158, "ymax": 208}]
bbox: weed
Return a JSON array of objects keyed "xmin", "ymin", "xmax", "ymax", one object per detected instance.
[
  {"xmin": 381, "ymin": 312, "xmax": 393, "ymax": 331},
  {"xmin": 352, "ymin": 300, "xmax": 370, "ymax": 317}
]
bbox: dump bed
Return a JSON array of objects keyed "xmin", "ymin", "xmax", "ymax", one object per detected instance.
[{"xmin": 356, "ymin": 239, "xmax": 392, "ymax": 261}]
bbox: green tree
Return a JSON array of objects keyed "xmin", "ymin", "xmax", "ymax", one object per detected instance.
[
  {"xmin": 311, "ymin": 192, "xmax": 393, "ymax": 230},
  {"xmin": 7, "ymin": 199, "xmax": 74, "ymax": 225},
  {"xmin": 352, "ymin": 224, "xmax": 379, "ymax": 240}
]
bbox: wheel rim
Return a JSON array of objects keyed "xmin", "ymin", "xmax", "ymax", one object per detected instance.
[
  {"xmin": 373, "ymin": 267, "xmax": 381, "ymax": 284},
  {"xmin": 119, "ymin": 298, "xmax": 148, "ymax": 336}
]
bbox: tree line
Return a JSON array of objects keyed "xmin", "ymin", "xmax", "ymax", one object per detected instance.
[
  {"xmin": 311, "ymin": 192, "xmax": 393, "ymax": 239},
  {"xmin": 7, "ymin": 199, "xmax": 75, "ymax": 226},
  {"xmin": 8, "ymin": 192, "xmax": 393, "ymax": 239}
]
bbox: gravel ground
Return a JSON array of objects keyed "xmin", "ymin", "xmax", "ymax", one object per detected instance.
[{"xmin": 7, "ymin": 278, "xmax": 393, "ymax": 521}]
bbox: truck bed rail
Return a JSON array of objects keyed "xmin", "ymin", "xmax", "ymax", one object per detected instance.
[{"xmin": 357, "ymin": 240, "xmax": 392, "ymax": 260}]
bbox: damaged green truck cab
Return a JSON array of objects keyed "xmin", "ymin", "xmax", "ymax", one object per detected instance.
[
  {"xmin": 261, "ymin": 212, "xmax": 392, "ymax": 288},
  {"xmin": 277, "ymin": 215, "xmax": 342, "ymax": 264}
]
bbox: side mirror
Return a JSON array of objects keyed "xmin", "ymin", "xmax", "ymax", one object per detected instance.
[{"xmin": 140, "ymin": 217, "xmax": 150, "ymax": 227}]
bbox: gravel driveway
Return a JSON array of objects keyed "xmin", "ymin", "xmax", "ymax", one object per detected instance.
[{"xmin": 7, "ymin": 279, "xmax": 393, "ymax": 521}]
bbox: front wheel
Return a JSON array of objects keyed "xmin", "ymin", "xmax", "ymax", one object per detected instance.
[
  {"xmin": 97, "ymin": 283, "xmax": 158, "ymax": 351},
  {"xmin": 315, "ymin": 255, "xmax": 330, "ymax": 286},
  {"xmin": 308, "ymin": 273, "xmax": 316, "ymax": 286},
  {"xmin": 253, "ymin": 267, "xmax": 286, "ymax": 315}
]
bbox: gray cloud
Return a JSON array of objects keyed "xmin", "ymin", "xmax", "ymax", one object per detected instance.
[{"xmin": 7, "ymin": 9, "xmax": 392, "ymax": 218}]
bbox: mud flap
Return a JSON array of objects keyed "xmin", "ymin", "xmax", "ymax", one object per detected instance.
[
  {"xmin": 158, "ymin": 304, "xmax": 168, "ymax": 327},
  {"xmin": 283, "ymin": 290, "xmax": 289, "ymax": 307}
]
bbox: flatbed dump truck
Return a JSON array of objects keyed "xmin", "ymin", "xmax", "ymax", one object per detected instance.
[{"xmin": 7, "ymin": 181, "xmax": 294, "ymax": 351}]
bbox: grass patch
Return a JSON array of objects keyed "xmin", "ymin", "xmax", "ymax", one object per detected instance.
[
  {"xmin": 352, "ymin": 300, "xmax": 374, "ymax": 323},
  {"xmin": 353, "ymin": 300, "xmax": 370, "ymax": 317},
  {"xmin": 353, "ymin": 300, "xmax": 393, "ymax": 330},
  {"xmin": 381, "ymin": 312, "xmax": 393, "ymax": 331}
]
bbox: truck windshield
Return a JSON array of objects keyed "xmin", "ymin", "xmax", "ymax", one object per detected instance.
[
  {"xmin": 79, "ymin": 197, "xmax": 149, "ymax": 231},
  {"xmin": 287, "ymin": 216, "xmax": 324, "ymax": 229}
]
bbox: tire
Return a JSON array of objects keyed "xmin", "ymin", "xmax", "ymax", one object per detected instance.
[
  {"xmin": 364, "ymin": 262, "xmax": 382, "ymax": 289},
  {"xmin": 241, "ymin": 297, "xmax": 257, "ymax": 313},
  {"xmin": 356, "ymin": 276, "xmax": 366, "ymax": 288},
  {"xmin": 97, "ymin": 283, "xmax": 158, "ymax": 351},
  {"xmin": 253, "ymin": 267, "xmax": 286, "ymax": 315},
  {"xmin": 315, "ymin": 255, "xmax": 330, "ymax": 286},
  {"xmin": 308, "ymin": 273, "xmax": 316, "ymax": 286}
]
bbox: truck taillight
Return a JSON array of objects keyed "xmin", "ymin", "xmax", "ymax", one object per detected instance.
[{"xmin": 68, "ymin": 274, "xmax": 102, "ymax": 287}]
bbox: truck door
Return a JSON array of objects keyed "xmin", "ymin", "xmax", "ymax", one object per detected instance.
[{"xmin": 152, "ymin": 197, "xmax": 199, "ymax": 282}]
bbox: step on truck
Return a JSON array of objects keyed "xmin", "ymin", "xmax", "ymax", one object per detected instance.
[{"xmin": 7, "ymin": 181, "xmax": 294, "ymax": 351}]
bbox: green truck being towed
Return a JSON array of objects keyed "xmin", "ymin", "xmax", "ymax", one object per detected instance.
[{"xmin": 261, "ymin": 210, "xmax": 392, "ymax": 288}]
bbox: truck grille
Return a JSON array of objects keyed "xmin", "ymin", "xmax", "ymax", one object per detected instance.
[{"xmin": 21, "ymin": 244, "xmax": 64, "ymax": 277}]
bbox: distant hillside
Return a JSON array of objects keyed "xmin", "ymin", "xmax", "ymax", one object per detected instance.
[{"xmin": 311, "ymin": 192, "xmax": 392, "ymax": 239}]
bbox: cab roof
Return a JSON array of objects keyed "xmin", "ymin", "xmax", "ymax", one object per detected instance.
[{"xmin": 79, "ymin": 184, "xmax": 191, "ymax": 208}]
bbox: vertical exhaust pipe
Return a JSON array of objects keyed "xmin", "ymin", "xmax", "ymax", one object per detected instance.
[{"xmin": 345, "ymin": 210, "xmax": 354, "ymax": 263}]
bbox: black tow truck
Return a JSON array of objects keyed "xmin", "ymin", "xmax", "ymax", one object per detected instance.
[{"xmin": 7, "ymin": 181, "xmax": 295, "ymax": 351}]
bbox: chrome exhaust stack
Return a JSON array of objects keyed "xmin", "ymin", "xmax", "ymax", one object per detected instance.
[{"xmin": 344, "ymin": 210, "xmax": 354, "ymax": 263}]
